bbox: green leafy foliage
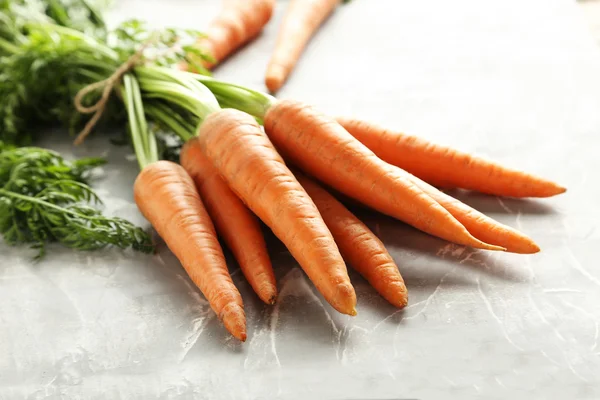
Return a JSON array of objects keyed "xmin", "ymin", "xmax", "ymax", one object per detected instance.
[
  {"xmin": 0, "ymin": 8, "xmax": 211, "ymax": 145},
  {"xmin": 112, "ymin": 19, "xmax": 213, "ymax": 75},
  {"xmin": 1, "ymin": 0, "xmax": 107, "ymax": 36},
  {"xmin": 0, "ymin": 143, "xmax": 154, "ymax": 257},
  {"xmin": 0, "ymin": 1, "xmax": 215, "ymax": 256},
  {"xmin": 44, "ymin": 0, "xmax": 107, "ymax": 34},
  {"xmin": 0, "ymin": 18, "xmax": 120, "ymax": 144},
  {"xmin": 0, "ymin": 144, "xmax": 104, "ymax": 193}
]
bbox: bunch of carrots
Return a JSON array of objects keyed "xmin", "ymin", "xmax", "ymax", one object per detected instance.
[
  {"xmin": 0, "ymin": 0, "xmax": 566, "ymax": 342},
  {"xmin": 121, "ymin": 64, "xmax": 565, "ymax": 341},
  {"xmin": 185, "ymin": 0, "xmax": 345, "ymax": 93}
]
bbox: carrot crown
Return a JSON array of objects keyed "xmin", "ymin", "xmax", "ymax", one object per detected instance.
[
  {"xmin": 138, "ymin": 66, "xmax": 276, "ymax": 121},
  {"xmin": 131, "ymin": 65, "xmax": 276, "ymax": 145}
]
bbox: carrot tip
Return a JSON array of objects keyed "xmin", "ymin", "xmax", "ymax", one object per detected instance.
[
  {"xmin": 256, "ymin": 282, "xmax": 278, "ymax": 305},
  {"xmin": 511, "ymin": 241, "xmax": 541, "ymax": 254},
  {"xmin": 393, "ymin": 288, "xmax": 409, "ymax": 309},
  {"xmin": 333, "ymin": 282, "xmax": 357, "ymax": 316},
  {"xmin": 518, "ymin": 239, "xmax": 541, "ymax": 254},
  {"xmin": 265, "ymin": 65, "xmax": 285, "ymax": 93},
  {"xmin": 477, "ymin": 242, "xmax": 506, "ymax": 252},
  {"xmin": 221, "ymin": 303, "xmax": 247, "ymax": 342},
  {"xmin": 263, "ymin": 290, "xmax": 278, "ymax": 306},
  {"xmin": 397, "ymin": 298, "xmax": 409, "ymax": 309},
  {"xmin": 536, "ymin": 184, "xmax": 566, "ymax": 197}
]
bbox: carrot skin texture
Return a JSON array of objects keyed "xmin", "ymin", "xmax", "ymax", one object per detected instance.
[
  {"xmin": 134, "ymin": 161, "xmax": 246, "ymax": 341},
  {"xmin": 264, "ymin": 100, "xmax": 503, "ymax": 251},
  {"xmin": 198, "ymin": 109, "xmax": 357, "ymax": 316},
  {"xmin": 338, "ymin": 118, "xmax": 566, "ymax": 198},
  {"xmin": 296, "ymin": 172, "xmax": 408, "ymax": 308},
  {"xmin": 195, "ymin": 0, "xmax": 276, "ymax": 69},
  {"xmin": 407, "ymin": 175, "xmax": 540, "ymax": 254},
  {"xmin": 180, "ymin": 139, "xmax": 278, "ymax": 304},
  {"xmin": 265, "ymin": 0, "xmax": 341, "ymax": 92}
]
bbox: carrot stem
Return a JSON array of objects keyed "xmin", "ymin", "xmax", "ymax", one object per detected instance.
[
  {"xmin": 0, "ymin": 37, "xmax": 22, "ymax": 54},
  {"xmin": 122, "ymin": 74, "xmax": 157, "ymax": 169},
  {"xmin": 138, "ymin": 80, "xmax": 218, "ymax": 120},
  {"xmin": 136, "ymin": 67, "xmax": 220, "ymax": 121},
  {"xmin": 145, "ymin": 104, "xmax": 195, "ymax": 142},
  {"xmin": 136, "ymin": 66, "xmax": 275, "ymax": 119}
]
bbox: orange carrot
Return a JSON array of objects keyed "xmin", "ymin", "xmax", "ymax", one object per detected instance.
[
  {"xmin": 408, "ymin": 175, "xmax": 540, "ymax": 254},
  {"xmin": 198, "ymin": 108, "xmax": 357, "ymax": 315},
  {"xmin": 180, "ymin": 138, "xmax": 277, "ymax": 305},
  {"xmin": 338, "ymin": 118, "xmax": 566, "ymax": 198},
  {"xmin": 192, "ymin": 0, "xmax": 276, "ymax": 70},
  {"xmin": 295, "ymin": 171, "xmax": 408, "ymax": 308},
  {"xmin": 134, "ymin": 161, "xmax": 246, "ymax": 341},
  {"xmin": 265, "ymin": 0, "xmax": 341, "ymax": 92},
  {"xmin": 264, "ymin": 100, "xmax": 504, "ymax": 251}
]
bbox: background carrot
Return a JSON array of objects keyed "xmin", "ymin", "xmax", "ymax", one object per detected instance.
[
  {"xmin": 198, "ymin": 108, "xmax": 357, "ymax": 316},
  {"xmin": 295, "ymin": 171, "xmax": 409, "ymax": 308},
  {"xmin": 265, "ymin": 0, "xmax": 341, "ymax": 93},
  {"xmin": 134, "ymin": 160, "xmax": 246, "ymax": 341},
  {"xmin": 338, "ymin": 117, "xmax": 566, "ymax": 198},
  {"xmin": 264, "ymin": 100, "xmax": 504, "ymax": 251},
  {"xmin": 408, "ymin": 175, "xmax": 541, "ymax": 254},
  {"xmin": 180, "ymin": 138, "xmax": 278, "ymax": 305},
  {"xmin": 190, "ymin": 0, "xmax": 276, "ymax": 70}
]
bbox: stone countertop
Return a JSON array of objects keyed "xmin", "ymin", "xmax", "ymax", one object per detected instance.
[
  {"xmin": 580, "ymin": 0, "xmax": 600, "ymax": 44},
  {"xmin": 2, "ymin": 0, "xmax": 600, "ymax": 399}
]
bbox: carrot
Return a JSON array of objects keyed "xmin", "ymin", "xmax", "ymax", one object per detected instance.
[
  {"xmin": 180, "ymin": 138, "xmax": 278, "ymax": 305},
  {"xmin": 198, "ymin": 108, "xmax": 357, "ymax": 316},
  {"xmin": 408, "ymin": 175, "xmax": 540, "ymax": 254},
  {"xmin": 263, "ymin": 100, "xmax": 504, "ymax": 251},
  {"xmin": 134, "ymin": 160, "xmax": 246, "ymax": 341},
  {"xmin": 265, "ymin": 0, "xmax": 341, "ymax": 93},
  {"xmin": 295, "ymin": 171, "xmax": 408, "ymax": 308},
  {"xmin": 338, "ymin": 118, "xmax": 566, "ymax": 198},
  {"xmin": 191, "ymin": 0, "xmax": 276, "ymax": 70}
]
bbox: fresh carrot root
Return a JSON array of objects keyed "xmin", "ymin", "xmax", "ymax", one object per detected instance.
[
  {"xmin": 338, "ymin": 117, "xmax": 566, "ymax": 198},
  {"xmin": 192, "ymin": 0, "xmax": 276, "ymax": 70},
  {"xmin": 295, "ymin": 172, "xmax": 408, "ymax": 308},
  {"xmin": 198, "ymin": 108, "xmax": 357, "ymax": 316},
  {"xmin": 264, "ymin": 100, "xmax": 504, "ymax": 251},
  {"xmin": 134, "ymin": 161, "xmax": 246, "ymax": 341},
  {"xmin": 409, "ymin": 175, "xmax": 540, "ymax": 254},
  {"xmin": 265, "ymin": 0, "xmax": 341, "ymax": 92},
  {"xmin": 180, "ymin": 138, "xmax": 278, "ymax": 305}
]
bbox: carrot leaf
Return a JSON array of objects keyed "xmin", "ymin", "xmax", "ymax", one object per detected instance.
[{"xmin": 0, "ymin": 144, "xmax": 154, "ymax": 257}]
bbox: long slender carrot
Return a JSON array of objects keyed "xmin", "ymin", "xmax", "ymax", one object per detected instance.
[
  {"xmin": 191, "ymin": 0, "xmax": 276, "ymax": 70},
  {"xmin": 134, "ymin": 161, "xmax": 246, "ymax": 341},
  {"xmin": 180, "ymin": 138, "xmax": 278, "ymax": 305},
  {"xmin": 264, "ymin": 100, "xmax": 504, "ymax": 251},
  {"xmin": 198, "ymin": 108, "xmax": 357, "ymax": 316},
  {"xmin": 338, "ymin": 118, "xmax": 566, "ymax": 198},
  {"xmin": 265, "ymin": 0, "xmax": 341, "ymax": 93},
  {"xmin": 295, "ymin": 171, "xmax": 408, "ymax": 308},
  {"xmin": 408, "ymin": 175, "xmax": 540, "ymax": 254}
]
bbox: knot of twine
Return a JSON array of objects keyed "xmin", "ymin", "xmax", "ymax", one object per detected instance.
[{"xmin": 73, "ymin": 37, "xmax": 155, "ymax": 146}]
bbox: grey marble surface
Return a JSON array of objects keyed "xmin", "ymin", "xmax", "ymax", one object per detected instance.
[{"xmin": 2, "ymin": 0, "xmax": 600, "ymax": 399}]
